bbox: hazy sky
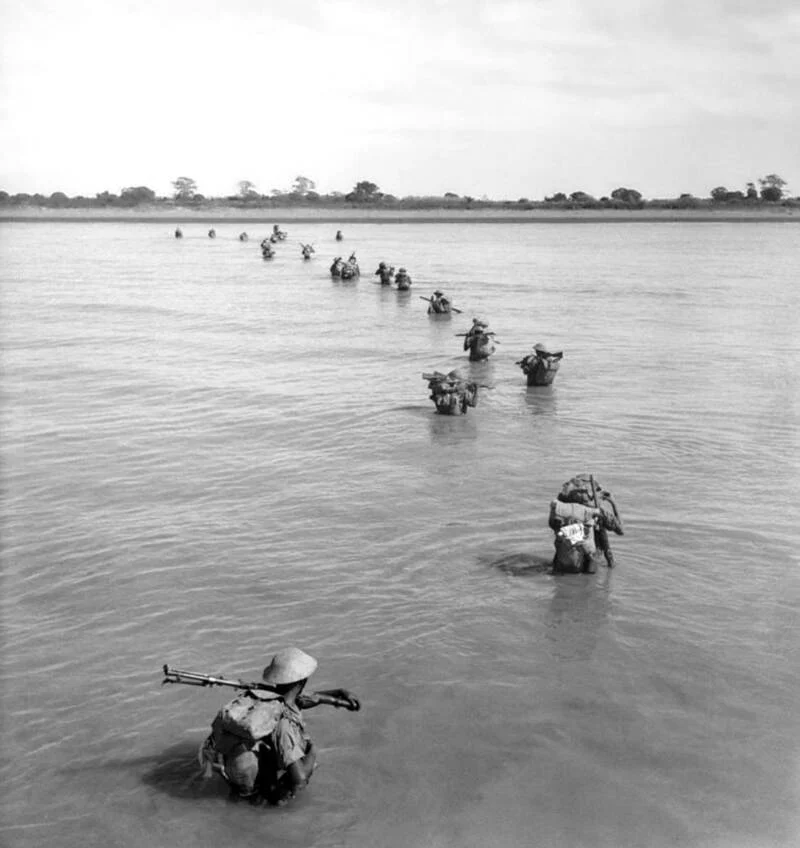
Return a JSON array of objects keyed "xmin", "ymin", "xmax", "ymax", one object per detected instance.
[{"xmin": 1, "ymin": 0, "xmax": 798, "ymax": 200}]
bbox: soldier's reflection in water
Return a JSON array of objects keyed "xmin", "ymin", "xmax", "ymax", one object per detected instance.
[
  {"xmin": 523, "ymin": 385, "xmax": 558, "ymax": 416},
  {"xmin": 544, "ymin": 570, "xmax": 612, "ymax": 661},
  {"xmin": 468, "ymin": 357, "xmax": 495, "ymax": 378},
  {"xmin": 427, "ymin": 409, "xmax": 479, "ymax": 441}
]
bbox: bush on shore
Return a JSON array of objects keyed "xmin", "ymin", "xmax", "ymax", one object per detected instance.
[{"xmin": 1, "ymin": 188, "xmax": 796, "ymax": 213}]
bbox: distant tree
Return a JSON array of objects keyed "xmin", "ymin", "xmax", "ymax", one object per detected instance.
[
  {"xmin": 444, "ymin": 191, "xmax": 459, "ymax": 198},
  {"xmin": 610, "ymin": 187, "xmax": 643, "ymax": 206},
  {"xmin": 676, "ymin": 193, "xmax": 700, "ymax": 209},
  {"xmin": 346, "ymin": 180, "xmax": 381, "ymax": 202},
  {"xmin": 47, "ymin": 191, "xmax": 70, "ymax": 207},
  {"xmin": 711, "ymin": 186, "xmax": 749, "ymax": 203},
  {"xmin": 120, "ymin": 186, "xmax": 156, "ymax": 206},
  {"xmin": 569, "ymin": 191, "xmax": 596, "ymax": 203},
  {"xmin": 746, "ymin": 182, "xmax": 758, "ymax": 200},
  {"xmin": 545, "ymin": 192, "xmax": 567, "ymax": 202},
  {"xmin": 237, "ymin": 180, "xmax": 258, "ymax": 200},
  {"xmin": 758, "ymin": 174, "xmax": 786, "ymax": 201},
  {"xmin": 95, "ymin": 190, "xmax": 119, "ymax": 206},
  {"xmin": 0, "ymin": 190, "xmax": 9, "ymax": 205},
  {"xmin": 291, "ymin": 175, "xmax": 316, "ymax": 196},
  {"xmin": 172, "ymin": 176, "xmax": 197, "ymax": 202}
]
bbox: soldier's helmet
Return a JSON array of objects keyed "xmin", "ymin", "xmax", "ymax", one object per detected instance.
[{"xmin": 262, "ymin": 647, "xmax": 318, "ymax": 685}]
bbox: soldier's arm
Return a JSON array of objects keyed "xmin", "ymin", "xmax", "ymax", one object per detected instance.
[
  {"xmin": 284, "ymin": 740, "xmax": 316, "ymax": 792},
  {"xmin": 298, "ymin": 688, "xmax": 360, "ymax": 710}
]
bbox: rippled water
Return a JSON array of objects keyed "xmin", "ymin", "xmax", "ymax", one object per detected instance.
[{"xmin": 1, "ymin": 220, "xmax": 799, "ymax": 848}]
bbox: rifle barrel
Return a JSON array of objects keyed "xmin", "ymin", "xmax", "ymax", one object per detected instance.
[
  {"xmin": 162, "ymin": 666, "xmax": 259, "ymax": 690},
  {"xmin": 161, "ymin": 666, "xmax": 360, "ymax": 711}
]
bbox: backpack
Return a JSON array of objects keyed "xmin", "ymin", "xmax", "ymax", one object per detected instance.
[
  {"xmin": 549, "ymin": 499, "xmax": 597, "ymax": 533},
  {"xmin": 557, "ymin": 474, "xmax": 623, "ymax": 535},
  {"xmin": 210, "ymin": 690, "xmax": 286, "ymax": 755},
  {"xmin": 558, "ymin": 473, "xmax": 604, "ymax": 506},
  {"xmin": 549, "ymin": 499, "xmax": 599, "ymax": 574}
]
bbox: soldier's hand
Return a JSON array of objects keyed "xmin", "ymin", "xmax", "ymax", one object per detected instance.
[{"xmin": 324, "ymin": 688, "xmax": 361, "ymax": 711}]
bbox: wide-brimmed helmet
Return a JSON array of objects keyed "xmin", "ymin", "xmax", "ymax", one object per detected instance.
[{"xmin": 262, "ymin": 647, "xmax": 318, "ymax": 685}]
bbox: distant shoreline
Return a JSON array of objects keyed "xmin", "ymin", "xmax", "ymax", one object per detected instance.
[{"xmin": 1, "ymin": 206, "xmax": 797, "ymax": 224}]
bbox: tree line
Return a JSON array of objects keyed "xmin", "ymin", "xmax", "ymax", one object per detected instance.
[{"xmin": 0, "ymin": 174, "xmax": 794, "ymax": 211}]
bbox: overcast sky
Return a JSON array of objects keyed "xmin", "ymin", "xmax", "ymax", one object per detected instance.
[{"xmin": 1, "ymin": 0, "xmax": 798, "ymax": 200}]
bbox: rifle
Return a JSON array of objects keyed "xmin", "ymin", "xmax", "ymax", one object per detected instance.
[
  {"xmin": 589, "ymin": 474, "xmax": 600, "ymax": 512},
  {"xmin": 422, "ymin": 372, "xmax": 494, "ymax": 390},
  {"xmin": 419, "ymin": 296, "xmax": 462, "ymax": 313},
  {"xmin": 590, "ymin": 476, "xmax": 623, "ymax": 535},
  {"xmin": 161, "ymin": 665, "xmax": 360, "ymax": 711},
  {"xmin": 457, "ymin": 333, "xmax": 501, "ymax": 346},
  {"xmin": 515, "ymin": 351, "xmax": 563, "ymax": 366}
]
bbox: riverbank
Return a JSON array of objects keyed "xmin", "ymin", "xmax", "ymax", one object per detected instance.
[{"xmin": 1, "ymin": 205, "xmax": 798, "ymax": 224}]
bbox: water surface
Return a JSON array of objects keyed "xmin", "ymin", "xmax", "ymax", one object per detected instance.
[{"xmin": 1, "ymin": 220, "xmax": 799, "ymax": 848}]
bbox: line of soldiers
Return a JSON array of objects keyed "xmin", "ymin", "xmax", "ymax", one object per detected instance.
[{"xmin": 163, "ymin": 225, "xmax": 624, "ymax": 808}]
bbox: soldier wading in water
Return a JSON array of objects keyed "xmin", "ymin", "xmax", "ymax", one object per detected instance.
[{"xmin": 198, "ymin": 647, "xmax": 359, "ymax": 806}]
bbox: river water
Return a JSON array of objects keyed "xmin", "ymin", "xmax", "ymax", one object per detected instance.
[{"xmin": 1, "ymin": 220, "xmax": 798, "ymax": 848}]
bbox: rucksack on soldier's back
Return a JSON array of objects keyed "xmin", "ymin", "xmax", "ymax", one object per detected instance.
[
  {"xmin": 558, "ymin": 473, "xmax": 607, "ymax": 506},
  {"xmin": 557, "ymin": 473, "xmax": 623, "ymax": 535},
  {"xmin": 211, "ymin": 690, "xmax": 285, "ymax": 754}
]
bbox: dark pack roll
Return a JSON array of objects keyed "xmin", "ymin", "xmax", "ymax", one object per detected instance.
[
  {"xmin": 553, "ymin": 534, "xmax": 589, "ymax": 573},
  {"xmin": 550, "ymin": 502, "xmax": 599, "ymax": 574},
  {"xmin": 558, "ymin": 473, "xmax": 601, "ymax": 505},
  {"xmin": 557, "ymin": 474, "xmax": 623, "ymax": 535}
]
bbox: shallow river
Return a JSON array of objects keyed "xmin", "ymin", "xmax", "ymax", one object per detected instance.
[{"xmin": 1, "ymin": 220, "xmax": 799, "ymax": 848}]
